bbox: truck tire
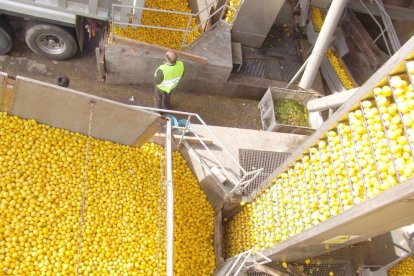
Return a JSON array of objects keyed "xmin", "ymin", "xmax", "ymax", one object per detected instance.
[
  {"xmin": 25, "ymin": 23, "xmax": 78, "ymax": 60},
  {"xmin": 0, "ymin": 17, "xmax": 13, "ymax": 55}
]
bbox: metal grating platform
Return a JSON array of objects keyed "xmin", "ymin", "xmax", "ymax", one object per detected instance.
[
  {"xmin": 280, "ymin": 245, "xmax": 360, "ymax": 276},
  {"xmin": 239, "ymin": 149, "xmax": 290, "ymax": 196},
  {"xmin": 233, "ymin": 1, "xmax": 304, "ymax": 82},
  {"xmin": 247, "ymin": 245, "xmax": 360, "ymax": 276}
]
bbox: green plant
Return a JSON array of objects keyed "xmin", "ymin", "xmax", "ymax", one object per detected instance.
[{"xmin": 274, "ymin": 99, "xmax": 309, "ymax": 127}]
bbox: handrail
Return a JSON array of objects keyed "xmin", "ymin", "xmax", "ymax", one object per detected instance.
[
  {"xmin": 134, "ymin": 106, "xmax": 264, "ymax": 197},
  {"xmin": 135, "ymin": 106, "xmax": 247, "ymax": 174},
  {"xmin": 110, "ymin": 0, "xmax": 244, "ymax": 49},
  {"xmin": 223, "ymin": 249, "xmax": 272, "ymax": 276},
  {"xmin": 112, "ymin": 21, "xmax": 187, "ymax": 33},
  {"xmin": 194, "ymin": 0, "xmax": 220, "ymax": 17},
  {"xmin": 112, "ymin": 3, "xmax": 193, "ymax": 16},
  {"xmin": 165, "ymin": 118, "xmax": 174, "ymax": 276},
  {"xmin": 189, "ymin": 4, "xmax": 227, "ymax": 33}
]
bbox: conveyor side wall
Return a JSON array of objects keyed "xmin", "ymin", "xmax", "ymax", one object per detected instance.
[{"xmin": 0, "ymin": 72, "xmax": 163, "ymax": 147}]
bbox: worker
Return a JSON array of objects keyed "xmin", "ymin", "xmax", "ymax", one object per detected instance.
[
  {"xmin": 154, "ymin": 51, "xmax": 185, "ymax": 109},
  {"xmin": 57, "ymin": 76, "xmax": 70, "ymax": 88}
]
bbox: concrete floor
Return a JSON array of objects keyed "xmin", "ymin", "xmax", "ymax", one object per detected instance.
[{"xmin": 0, "ymin": 19, "xmax": 262, "ymax": 130}]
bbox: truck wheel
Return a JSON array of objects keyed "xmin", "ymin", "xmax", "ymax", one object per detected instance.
[
  {"xmin": 0, "ymin": 17, "xmax": 13, "ymax": 55},
  {"xmin": 25, "ymin": 23, "xmax": 77, "ymax": 60}
]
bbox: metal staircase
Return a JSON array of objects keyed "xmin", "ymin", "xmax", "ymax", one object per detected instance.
[
  {"xmin": 216, "ymin": 250, "xmax": 271, "ymax": 276},
  {"xmin": 135, "ymin": 106, "xmax": 263, "ymax": 200}
]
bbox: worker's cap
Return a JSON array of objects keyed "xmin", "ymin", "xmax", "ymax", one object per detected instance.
[{"xmin": 165, "ymin": 51, "xmax": 177, "ymax": 64}]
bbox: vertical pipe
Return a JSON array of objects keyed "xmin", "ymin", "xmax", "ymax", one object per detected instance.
[
  {"xmin": 165, "ymin": 119, "xmax": 174, "ymax": 276},
  {"xmin": 299, "ymin": 0, "xmax": 348, "ymax": 90}
]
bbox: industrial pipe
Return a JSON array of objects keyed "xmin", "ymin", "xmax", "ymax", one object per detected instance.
[
  {"xmin": 165, "ymin": 119, "xmax": 174, "ymax": 276},
  {"xmin": 307, "ymin": 88, "xmax": 358, "ymax": 112},
  {"xmin": 299, "ymin": 0, "xmax": 349, "ymax": 90}
]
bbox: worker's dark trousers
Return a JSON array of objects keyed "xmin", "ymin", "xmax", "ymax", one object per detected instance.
[{"xmin": 154, "ymin": 88, "xmax": 172, "ymax": 110}]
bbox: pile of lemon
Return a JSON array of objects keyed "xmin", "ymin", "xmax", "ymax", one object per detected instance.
[
  {"xmin": 224, "ymin": 0, "xmax": 242, "ymax": 24},
  {"xmin": 310, "ymin": 8, "xmax": 355, "ymax": 90},
  {"xmin": 0, "ymin": 112, "xmax": 215, "ymax": 275},
  {"xmin": 225, "ymin": 71, "xmax": 414, "ymax": 256},
  {"xmin": 112, "ymin": 0, "xmax": 200, "ymax": 49},
  {"xmin": 388, "ymin": 256, "xmax": 414, "ymax": 275}
]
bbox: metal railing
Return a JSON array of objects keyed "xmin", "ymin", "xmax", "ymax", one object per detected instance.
[
  {"xmin": 356, "ymin": 0, "xmax": 400, "ymax": 56},
  {"xmin": 133, "ymin": 106, "xmax": 262, "ymax": 196},
  {"xmin": 291, "ymin": 0, "xmax": 401, "ymax": 92},
  {"xmin": 110, "ymin": 0, "xmax": 244, "ymax": 49},
  {"xmin": 217, "ymin": 250, "xmax": 271, "ymax": 276}
]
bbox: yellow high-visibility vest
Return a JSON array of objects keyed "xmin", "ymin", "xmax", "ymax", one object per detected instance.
[{"xmin": 155, "ymin": 61, "xmax": 185, "ymax": 93}]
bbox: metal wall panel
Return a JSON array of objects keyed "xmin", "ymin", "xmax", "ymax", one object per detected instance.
[{"xmin": 231, "ymin": 0, "xmax": 285, "ymax": 48}]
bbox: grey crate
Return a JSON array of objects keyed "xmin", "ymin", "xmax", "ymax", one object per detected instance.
[{"xmin": 258, "ymin": 87, "xmax": 323, "ymax": 135}]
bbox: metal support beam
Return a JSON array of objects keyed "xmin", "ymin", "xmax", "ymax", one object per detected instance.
[
  {"xmin": 299, "ymin": 0, "xmax": 348, "ymax": 90},
  {"xmin": 165, "ymin": 119, "xmax": 174, "ymax": 276},
  {"xmin": 307, "ymin": 88, "xmax": 358, "ymax": 112}
]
